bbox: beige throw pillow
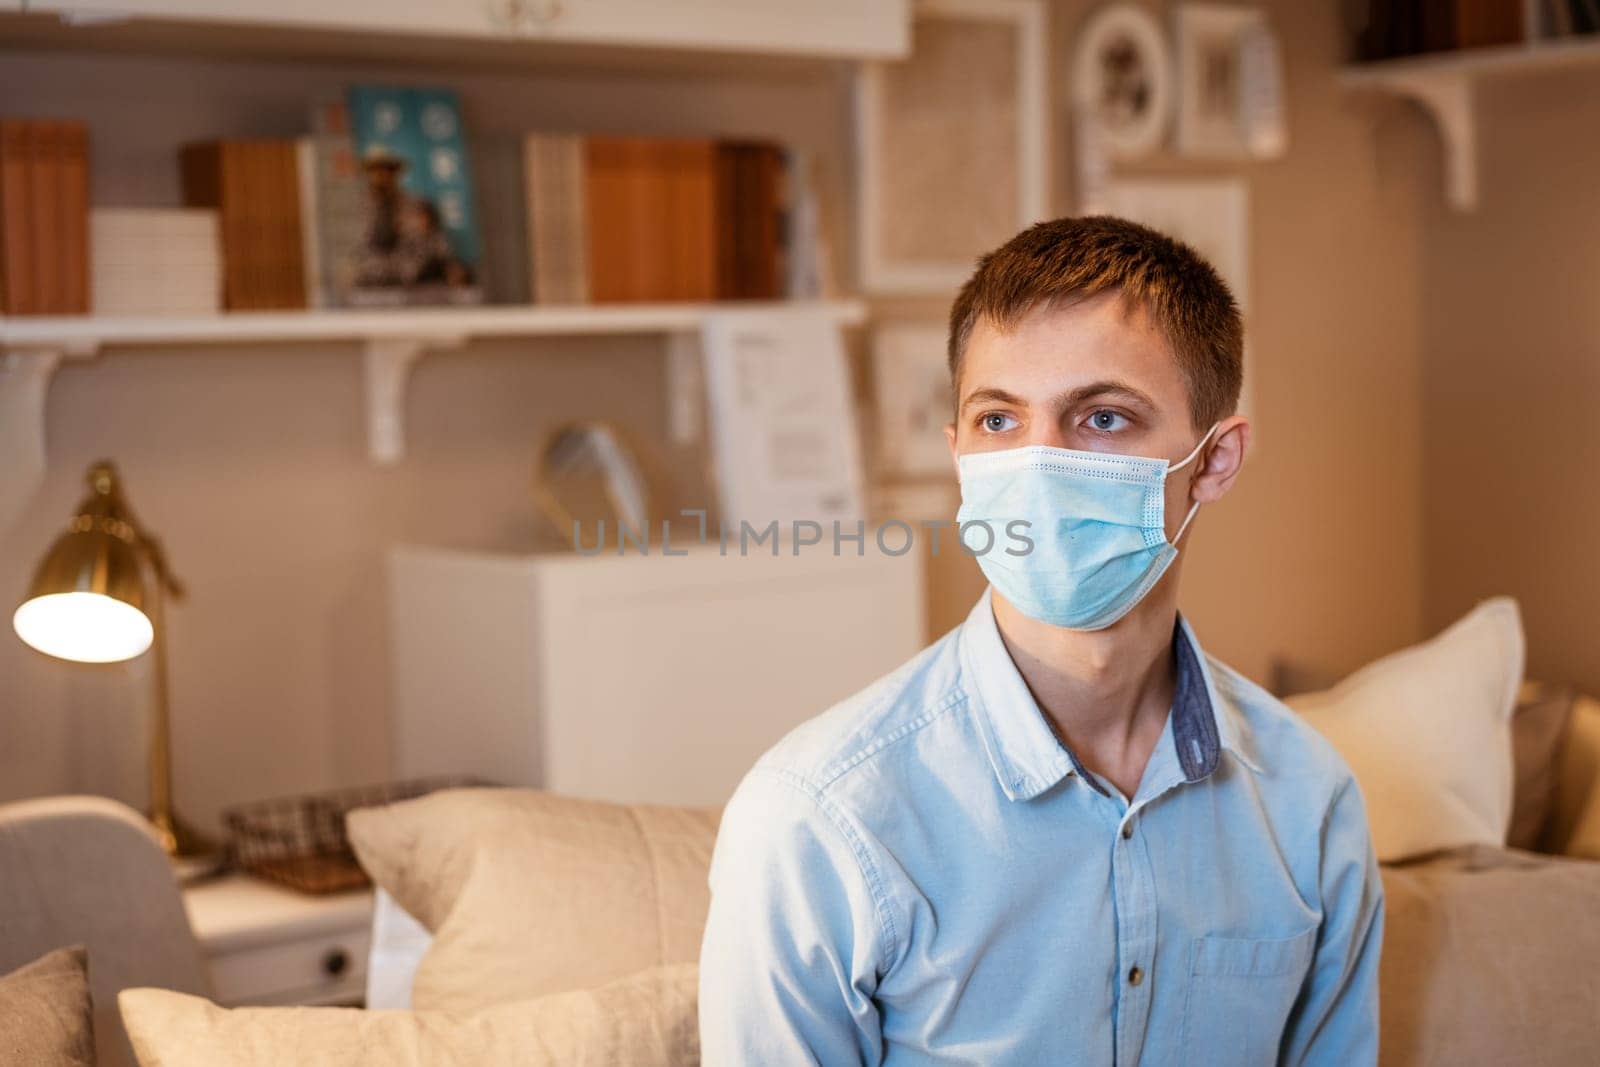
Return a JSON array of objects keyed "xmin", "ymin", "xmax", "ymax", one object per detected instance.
[
  {"xmin": 0, "ymin": 945, "xmax": 95, "ymax": 1067},
  {"xmin": 118, "ymin": 962, "xmax": 698, "ymax": 1067},
  {"xmin": 347, "ymin": 788, "xmax": 719, "ymax": 1012},
  {"xmin": 1286, "ymin": 598, "xmax": 1523, "ymax": 862}
]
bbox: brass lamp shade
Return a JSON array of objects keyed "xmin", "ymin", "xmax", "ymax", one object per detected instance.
[
  {"xmin": 14, "ymin": 523, "xmax": 154, "ymax": 663},
  {"xmin": 11, "ymin": 461, "xmax": 212, "ymax": 863}
]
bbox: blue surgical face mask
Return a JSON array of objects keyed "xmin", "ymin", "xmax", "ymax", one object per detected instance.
[{"xmin": 954, "ymin": 424, "xmax": 1219, "ymax": 631}]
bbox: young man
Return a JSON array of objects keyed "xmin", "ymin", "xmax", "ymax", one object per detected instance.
[{"xmin": 699, "ymin": 217, "xmax": 1384, "ymax": 1065}]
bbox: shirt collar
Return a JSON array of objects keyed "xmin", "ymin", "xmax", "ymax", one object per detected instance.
[{"xmin": 959, "ymin": 588, "xmax": 1261, "ymax": 803}]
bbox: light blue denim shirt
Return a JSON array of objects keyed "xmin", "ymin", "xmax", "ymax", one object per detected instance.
[{"xmin": 700, "ymin": 589, "xmax": 1383, "ymax": 1066}]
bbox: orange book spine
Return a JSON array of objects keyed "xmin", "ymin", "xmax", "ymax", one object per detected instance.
[
  {"xmin": 274, "ymin": 140, "xmax": 307, "ymax": 309},
  {"xmin": 58, "ymin": 121, "xmax": 90, "ymax": 314},
  {"xmin": 0, "ymin": 120, "xmax": 34, "ymax": 315},
  {"xmin": 30, "ymin": 121, "xmax": 63, "ymax": 315},
  {"xmin": 663, "ymin": 139, "xmax": 717, "ymax": 302}
]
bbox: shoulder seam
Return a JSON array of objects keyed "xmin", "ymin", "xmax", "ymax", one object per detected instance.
[
  {"xmin": 811, "ymin": 688, "xmax": 970, "ymax": 791},
  {"xmin": 757, "ymin": 766, "xmax": 903, "ymax": 968}
]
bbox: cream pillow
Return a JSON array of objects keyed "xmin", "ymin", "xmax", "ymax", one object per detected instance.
[
  {"xmin": 118, "ymin": 962, "xmax": 698, "ymax": 1067},
  {"xmin": 1286, "ymin": 597, "xmax": 1523, "ymax": 862},
  {"xmin": 346, "ymin": 789, "xmax": 719, "ymax": 1012}
]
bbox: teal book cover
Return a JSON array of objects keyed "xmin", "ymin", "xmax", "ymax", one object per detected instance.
[{"xmin": 344, "ymin": 85, "xmax": 484, "ymax": 305}]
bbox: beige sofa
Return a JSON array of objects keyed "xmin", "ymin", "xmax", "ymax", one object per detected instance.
[
  {"xmin": 338, "ymin": 683, "xmax": 1600, "ymax": 1067},
  {"xmin": 105, "ymin": 687, "xmax": 1600, "ymax": 1065}
]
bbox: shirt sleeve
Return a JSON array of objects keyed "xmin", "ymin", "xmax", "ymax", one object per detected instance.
[
  {"xmin": 1280, "ymin": 774, "xmax": 1387, "ymax": 1066},
  {"xmin": 698, "ymin": 767, "xmax": 893, "ymax": 1067}
]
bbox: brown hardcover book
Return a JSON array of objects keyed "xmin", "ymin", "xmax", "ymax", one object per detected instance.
[
  {"xmin": 30, "ymin": 121, "xmax": 63, "ymax": 314},
  {"xmin": 58, "ymin": 121, "xmax": 90, "ymax": 314},
  {"xmin": 715, "ymin": 141, "xmax": 784, "ymax": 301},
  {"xmin": 274, "ymin": 139, "xmax": 305, "ymax": 309},
  {"xmin": 181, "ymin": 140, "xmax": 306, "ymax": 310},
  {"xmin": 1454, "ymin": 0, "xmax": 1522, "ymax": 49},
  {"xmin": 662, "ymin": 139, "xmax": 717, "ymax": 301},
  {"xmin": 585, "ymin": 137, "xmax": 717, "ymax": 303},
  {"xmin": 0, "ymin": 119, "xmax": 35, "ymax": 314}
]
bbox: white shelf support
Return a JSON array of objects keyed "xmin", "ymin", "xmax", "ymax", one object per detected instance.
[
  {"xmin": 664, "ymin": 329, "xmax": 704, "ymax": 447},
  {"xmin": 0, "ymin": 347, "xmax": 66, "ymax": 537},
  {"xmin": 1386, "ymin": 71, "xmax": 1477, "ymax": 212},
  {"xmin": 0, "ymin": 301, "xmax": 867, "ymax": 468},
  {"xmin": 363, "ymin": 335, "xmax": 466, "ymax": 465}
]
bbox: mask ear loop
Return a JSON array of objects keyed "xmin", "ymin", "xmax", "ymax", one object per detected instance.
[{"xmin": 1168, "ymin": 423, "xmax": 1220, "ymax": 546}]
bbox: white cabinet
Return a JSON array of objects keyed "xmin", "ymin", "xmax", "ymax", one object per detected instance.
[
  {"xmin": 388, "ymin": 543, "xmax": 925, "ymax": 806},
  {"xmin": 184, "ymin": 874, "xmax": 374, "ymax": 1007},
  {"xmin": 26, "ymin": 0, "xmax": 910, "ymax": 59}
]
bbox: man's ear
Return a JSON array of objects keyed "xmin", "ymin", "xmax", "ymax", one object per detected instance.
[
  {"xmin": 1190, "ymin": 416, "xmax": 1250, "ymax": 505},
  {"xmin": 944, "ymin": 422, "xmax": 960, "ymax": 477}
]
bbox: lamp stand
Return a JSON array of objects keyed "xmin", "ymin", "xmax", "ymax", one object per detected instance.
[{"xmin": 143, "ymin": 541, "xmax": 216, "ymax": 870}]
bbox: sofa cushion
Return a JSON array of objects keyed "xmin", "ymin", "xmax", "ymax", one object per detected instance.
[
  {"xmin": 1379, "ymin": 846, "xmax": 1600, "ymax": 1066},
  {"xmin": 1286, "ymin": 598, "xmax": 1523, "ymax": 862},
  {"xmin": 119, "ymin": 962, "xmax": 698, "ymax": 1067},
  {"xmin": 0, "ymin": 945, "xmax": 95, "ymax": 1067},
  {"xmin": 347, "ymin": 788, "xmax": 719, "ymax": 1012}
]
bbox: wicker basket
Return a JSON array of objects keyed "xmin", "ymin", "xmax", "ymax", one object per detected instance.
[{"xmin": 223, "ymin": 775, "xmax": 490, "ymax": 894}]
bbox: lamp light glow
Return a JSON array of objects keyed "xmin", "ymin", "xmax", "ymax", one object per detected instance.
[{"xmin": 13, "ymin": 592, "xmax": 154, "ymax": 663}]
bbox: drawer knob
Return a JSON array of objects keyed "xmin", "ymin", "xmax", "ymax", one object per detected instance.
[{"xmin": 322, "ymin": 948, "xmax": 349, "ymax": 977}]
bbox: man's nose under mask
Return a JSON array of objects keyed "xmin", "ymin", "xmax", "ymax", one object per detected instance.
[{"xmin": 954, "ymin": 424, "xmax": 1218, "ymax": 630}]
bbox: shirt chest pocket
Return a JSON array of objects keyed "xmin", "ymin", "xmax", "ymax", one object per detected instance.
[{"xmin": 1180, "ymin": 926, "xmax": 1318, "ymax": 1066}]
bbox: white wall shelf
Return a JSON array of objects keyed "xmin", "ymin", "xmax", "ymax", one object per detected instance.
[
  {"xmin": 1339, "ymin": 36, "xmax": 1600, "ymax": 211},
  {"xmin": 0, "ymin": 301, "xmax": 867, "ymax": 521},
  {"xmin": 1, "ymin": 1, "xmax": 909, "ymax": 71}
]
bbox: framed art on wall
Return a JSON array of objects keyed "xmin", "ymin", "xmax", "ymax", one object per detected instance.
[
  {"xmin": 855, "ymin": 0, "xmax": 1048, "ymax": 295},
  {"xmin": 872, "ymin": 321, "xmax": 956, "ymax": 479},
  {"xmin": 1174, "ymin": 4, "xmax": 1286, "ymax": 160},
  {"xmin": 1071, "ymin": 3, "xmax": 1173, "ymax": 161}
]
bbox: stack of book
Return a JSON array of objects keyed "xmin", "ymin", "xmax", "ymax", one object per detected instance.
[
  {"xmin": 1353, "ymin": 0, "xmax": 1534, "ymax": 59},
  {"xmin": 90, "ymin": 209, "xmax": 222, "ymax": 317},
  {"xmin": 180, "ymin": 140, "xmax": 307, "ymax": 311},
  {"xmin": 517, "ymin": 134, "xmax": 804, "ymax": 305},
  {"xmin": 0, "ymin": 118, "xmax": 90, "ymax": 316},
  {"xmin": 154, "ymin": 85, "xmax": 833, "ymax": 314}
]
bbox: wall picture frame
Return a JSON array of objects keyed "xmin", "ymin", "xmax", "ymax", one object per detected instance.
[
  {"xmin": 1071, "ymin": 3, "xmax": 1174, "ymax": 161},
  {"xmin": 855, "ymin": 0, "xmax": 1048, "ymax": 296},
  {"xmin": 871, "ymin": 321, "xmax": 957, "ymax": 480},
  {"xmin": 1174, "ymin": 3, "xmax": 1280, "ymax": 160}
]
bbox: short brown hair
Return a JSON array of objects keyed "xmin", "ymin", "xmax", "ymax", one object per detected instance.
[{"xmin": 947, "ymin": 215, "xmax": 1243, "ymax": 430}]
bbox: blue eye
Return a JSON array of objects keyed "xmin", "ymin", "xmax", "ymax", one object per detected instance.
[
  {"xmin": 1088, "ymin": 409, "xmax": 1128, "ymax": 432},
  {"xmin": 981, "ymin": 412, "xmax": 1018, "ymax": 433}
]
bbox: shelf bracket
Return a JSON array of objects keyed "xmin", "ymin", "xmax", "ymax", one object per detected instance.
[
  {"xmin": 1386, "ymin": 71, "xmax": 1477, "ymax": 211},
  {"xmin": 0, "ymin": 347, "xmax": 66, "ymax": 538},
  {"xmin": 664, "ymin": 328, "xmax": 704, "ymax": 447},
  {"xmin": 363, "ymin": 334, "xmax": 466, "ymax": 465}
]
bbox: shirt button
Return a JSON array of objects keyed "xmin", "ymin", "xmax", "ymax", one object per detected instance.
[
  {"xmin": 1120, "ymin": 821, "xmax": 1133, "ymax": 839},
  {"xmin": 1128, "ymin": 966, "xmax": 1144, "ymax": 986}
]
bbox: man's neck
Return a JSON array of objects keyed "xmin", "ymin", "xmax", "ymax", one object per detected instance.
[{"xmin": 991, "ymin": 583, "xmax": 1181, "ymax": 800}]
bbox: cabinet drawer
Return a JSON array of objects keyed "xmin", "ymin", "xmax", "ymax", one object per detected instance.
[{"xmin": 208, "ymin": 927, "xmax": 372, "ymax": 1007}]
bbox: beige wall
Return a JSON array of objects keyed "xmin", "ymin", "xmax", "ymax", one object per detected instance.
[
  {"xmin": 1418, "ymin": 66, "xmax": 1600, "ymax": 695},
  {"xmin": 915, "ymin": 0, "xmax": 1430, "ymax": 686},
  {"xmin": 1, "ymin": 1, "xmax": 1434, "ymax": 830}
]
